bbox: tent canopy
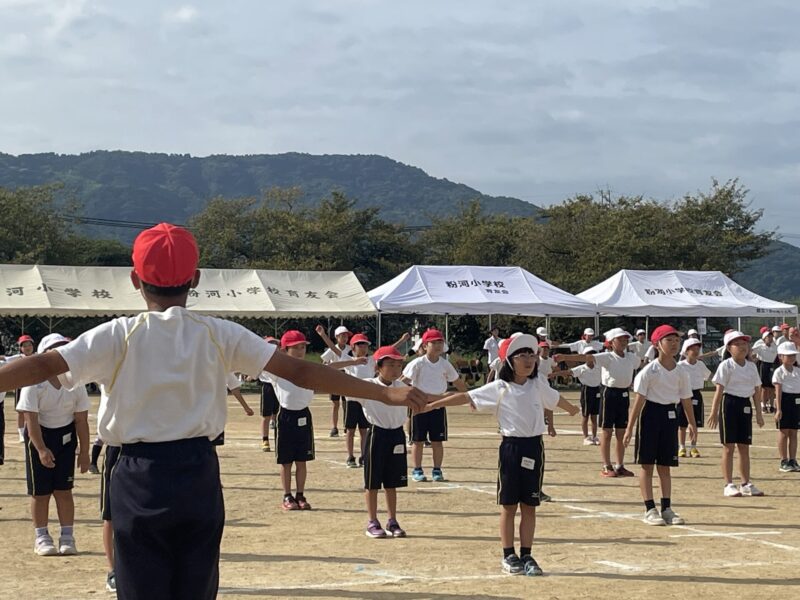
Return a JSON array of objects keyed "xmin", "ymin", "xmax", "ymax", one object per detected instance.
[
  {"xmin": 368, "ymin": 265, "xmax": 597, "ymax": 316},
  {"xmin": 0, "ymin": 265, "xmax": 376, "ymax": 317},
  {"xmin": 577, "ymin": 269, "xmax": 798, "ymax": 317}
]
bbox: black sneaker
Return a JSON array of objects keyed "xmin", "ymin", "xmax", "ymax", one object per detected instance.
[
  {"xmin": 106, "ymin": 570, "xmax": 116, "ymax": 592},
  {"xmin": 346, "ymin": 456, "xmax": 357, "ymax": 468},
  {"xmin": 521, "ymin": 555, "xmax": 543, "ymax": 576},
  {"xmin": 540, "ymin": 491, "xmax": 552, "ymax": 502},
  {"xmin": 780, "ymin": 460, "xmax": 794, "ymax": 473},
  {"xmin": 330, "ymin": 427, "xmax": 339, "ymax": 437},
  {"xmin": 791, "ymin": 459, "xmax": 800, "ymax": 472},
  {"xmin": 501, "ymin": 554, "xmax": 524, "ymax": 575},
  {"xmin": 358, "ymin": 456, "xmax": 365, "ymax": 466}
]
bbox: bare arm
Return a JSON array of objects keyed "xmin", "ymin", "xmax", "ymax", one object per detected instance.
[
  {"xmin": 23, "ymin": 411, "xmax": 55, "ymax": 468},
  {"xmin": 425, "ymin": 391, "xmax": 473, "ymax": 411},
  {"xmin": 327, "ymin": 357, "xmax": 368, "ymax": 370},
  {"xmin": 264, "ymin": 351, "xmax": 427, "ymax": 410},
  {"xmin": 775, "ymin": 383, "xmax": 783, "ymax": 422},
  {"xmin": 392, "ymin": 332, "xmax": 411, "ymax": 349},
  {"xmin": 557, "ymin": 396, "xmax": 580, "ymax": 416},
  {"xmin": 314, "ymin": 325, "xmax": 341, "ymax": 356},
  {"xmin": 452, "ymin": 377, "xmax": 468, "ymax": 393},
  {"xmin": 74, "ymin": 410, "xmax": 90, "ymax": 473},
  {"xmin": 680, "ymin": 397, "xmax": 697, "ymax": 441},
  {"xmin": 0, "ymin": 352, "xmax": 68, "ymax": 391},
  {"xmin": 706, "ymin": 384, "xmax": 724, "ymax": 428},
  {"xmin": 754, "ymin": 385, "xmax": 764, "ymax": 427},
  {"xmin": 229, "ymin": 388, "xmax": 254, "ymax": 416},
  {"xmin": 623, "ymin": 393, "xmax": 647, "ymax": 446}
]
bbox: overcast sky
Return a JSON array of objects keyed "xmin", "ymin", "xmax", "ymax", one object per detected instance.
[{"xmin": 1, "ymin": 0, "xmax": 798, "ymax": 243}]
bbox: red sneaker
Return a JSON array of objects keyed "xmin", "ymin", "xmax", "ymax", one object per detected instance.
[
  {"xmin": 601, "ymin": 465, "xmax": 618, "ymax": 478},
  {"xmin": 296, "ymin": 494, "xmax": 312, "ymax": 510},
  {"xmin": 615, "ymin": 466, "xmax": 635, "ymax": 477},
  {"xmin": 282, "ymin": 495, "xmax": 300, "ymax": 511}
]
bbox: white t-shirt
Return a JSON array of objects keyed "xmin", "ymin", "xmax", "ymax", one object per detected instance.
[
  {"xmin": 678, "ymin": 359, "xmax": 712, "ymax": 390},
  {"xmin": 483, "ymin": 336, "xmax": 502, "ymax": 363},
  {"xmin": 359, "ymin": 377, "xmax": 408, "ymax": 429},
  {"xmin": 752, "ymin": 340, "xmax": 778, "ymax": 363},
  {"xmin": 776, "ymin": 335, "xmax": 789, "ymax": 346},
  {"xmin": 403, "ymin": 355, "xmax": 459, "ymax": 395},
  {"xmin": 263, "ymin": 372, "xmax": 314, "ymax": 410},
  {"xmin": 560, "ymin": 339, "xmax": 603, "ymax": 354},
  {"xmin": 592, "ymin": 351, "xmax": 641, "ymax": 388},
  {"xmin": 538, "ymin": 357, "xmax": 555, "ymax": 381},
  {"xmin": 321, "ymin": 344, "xmax": 352, "ymax": 364},
  {"xmin": 644, "ymin": 345, "xmax": 657, "ymax": 362},
  {"xmin": 633, "ymin": 360, "xmax": 692, "ymax": 406},
  {"xmin": 629, "ymin": 340, "xmax": 652, "ymax": 360},
  {"xmin": 489, "ymin": 357, "xmax": 502, "ymax": 373},
  {"xmin": 571, "ymin": 364, "xmax": 602, "ymax": 388},
  {"xmin": 711, "ymin": 358, "xmax": 761, "ymax": 398},
  {"xmin": 773, "ymin": 365, "xmax": 800, "ymax": 394},
  {"xmin": 17, "ymin": 380, "xmax": 91, "ymax": 429},
  {"xmin": 226, "ymin": 373, "xmax": 242, "ymax": 391},
  {"xmin": 56, "ymin": 306, "xmax": 275, "ymax": 446},
  {"xmin": 345, "ymin": 356, "xmax": 376, "ymax": 380},
  {"xmin": 468, "ymin": 378, "xmax": 560, "ymax": 438}
]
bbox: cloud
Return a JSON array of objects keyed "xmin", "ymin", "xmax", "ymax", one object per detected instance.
[{"xmin": 163, "ymin": 5, "xmax": 197, "ymax": 24}]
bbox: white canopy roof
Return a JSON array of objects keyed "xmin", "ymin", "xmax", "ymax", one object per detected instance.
[
  {"xmin": 577, "ymin": 269, "xmax": 798, "ymax": 317},
  {"xmin": 0, "ymin": 265, "xmax": 376, "ymax": 317},
  {"xmin": 368, "ymin": 265, "xmax": 597, "ymax": 316}
]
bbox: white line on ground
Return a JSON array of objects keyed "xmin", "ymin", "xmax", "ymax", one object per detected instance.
[{"xmin": 595, "ymin": 560, "xmax": 642, "ymax": 572}]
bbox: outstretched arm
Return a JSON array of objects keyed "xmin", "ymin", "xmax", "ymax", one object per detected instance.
[
  {"xmin": 392, "ymin": 332, "xmax": 411, "ymax": 349},
  {"xmin": 0, "ymin": 352, "xmax": 67, "ymax": 391},
  {"xmin": 314, "ymin": 325, "xmax": 341, "ymax": 357}
]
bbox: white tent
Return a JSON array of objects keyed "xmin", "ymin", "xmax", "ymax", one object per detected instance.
[
  {"xmin": 0, "ymin": 265, "xmax": 376, "ymax": 317},
  {"xmin": 577, "ymin": 269, "xmax": 798, "ymax": 317},
  {"xmin": 368, "ymin": 265, "xmax": 597, "ymax": 316}
]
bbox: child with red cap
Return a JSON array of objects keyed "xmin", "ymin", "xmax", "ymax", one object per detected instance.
[
  {"xmin": 402, "ymin": 328, "xmax": 467, "ymax": 483},
  {"xmin": 254, "ymin": 336, "xmax": 280, "ymax": 451},
  {"xmin": 0, "ymin": 222, "xmax": 427, "ymax": 600},
  {"xmin": 355, "ymin": 345, "xmax": 412, "ymax": 538},
  {"xmin": 424, "ymin": 333, "xmax": 578, "ymax": 576},
  {"xmin": 623, "ymin": 325, "xmax": 695, "ymax": 526}
]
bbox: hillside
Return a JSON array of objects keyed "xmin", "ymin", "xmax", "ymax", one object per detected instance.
[
  {"xmin": 735, "ymin": 240, "xmax": 800, "ymax": 303},
  {"xmin": 0, "ymin": 151, "xmax": 539, "ymax": 230}
]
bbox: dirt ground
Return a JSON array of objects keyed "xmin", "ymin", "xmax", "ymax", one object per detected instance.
[{"xmin": 2, "ymin": 390, "xmax": 800, "ymax": 600}]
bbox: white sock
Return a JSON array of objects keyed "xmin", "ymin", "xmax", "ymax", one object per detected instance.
[{"xmin": 18, "ymin": 427, "xmax": 25, "ymax": 436}]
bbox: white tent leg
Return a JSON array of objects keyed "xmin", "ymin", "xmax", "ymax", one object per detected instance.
[
  {"xmin": 545, "ymin": 315, "xmax": 550, "ymax": 335},
  {"xmin": 488, "ymin": 314, "xmax": 492, "ymax": 332},
  {"xmin": 594, "ymin": 313, "xmax": 600, "ymax": 336},
  {"xmin": 737, "ymin": 317, "xmax": 742, "ymax": 331},
  {"xmin": 645, "ymin": 316, "xmax": 649, "ymax": 337},
  {"xmin": 377, "ymin": 313, "xmax": 382, "ymax": 346},
  {"xmin": 445, "ymin": 314, "xmax": 449, "ymax": 346}
]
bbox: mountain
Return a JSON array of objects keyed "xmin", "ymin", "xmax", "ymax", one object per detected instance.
[
  {"xmin": 735, "ymin": 240, "xmax": 800, "ymax": 303},
  {"xmin": 0, "ymin": 151, "xmax": 539, "ymax": 232}
]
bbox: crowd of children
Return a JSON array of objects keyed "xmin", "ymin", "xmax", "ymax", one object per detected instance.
[{"xmin": 1, "ymin": 222, "xmax": 798, "ymax": 595}]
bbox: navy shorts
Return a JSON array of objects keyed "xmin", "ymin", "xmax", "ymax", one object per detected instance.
[
  {"xmin": 25, "ymin": 422, "xmax": 77, "ymax": 496},
  {"xmin": 719, "ymin": 393, "xmax": 753, "ymax": 445},
  {"xmin": 759, "ymin": 361, "xmax": 775, "ymax": 389},
  {"xmin": 100, "ymin": 445, "xmax": 121, "ymax": 521},
  {"xmin": 600, "ymin": 387, "xmax": 630, "ymax": 429},
  {"xmin": 410, "ymin": 407, "xmax": 448, "ymax": 443},
  {"xmin": 260, "ymin": 382, "xmax": 279, "ymax": 417},
  {"xmin": 678, "ymin": 389, "xmax": 704, "ymax": 428},
  {"xmin": 364, "ymin": 426, "xmax": 408, "ymax": 490},
  {"xmin": 580, "ymin": 385, "xmax": 601, "ymax": 417},
  {"xmin": 344, "ymin": 400, "xmax": 369, "ymax": 430},
  {"xmin": 777, "ymin": 392, "xmax": 800, "ymax": 430},
  {"xmin": 497, "ymin": 436, "xmax": 544, "ymax": 506},
  {"xmin": 276, "ymin": 407, "xmax": 315, "ymax": 464},
  {"xmin": 634, "ymin": 401, "xmax": 679, "ymax": 466}
]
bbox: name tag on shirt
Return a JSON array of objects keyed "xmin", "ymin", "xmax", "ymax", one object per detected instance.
[
  {"xmin": 62, "ymin": 432, "xmax": 72, "ymax": 445},
  {"xmin": 521, "ymin": 457, "xmax": 536, "ymax": 470},
  {"xmin": 692, "ymin": 399, "xmax": 699, "ymax": 406},
  {"xmin": 298, "ymin": 417, "xmax": 308, "ymax": 427},
  {"xmin": 393, "ymin": 444, "xmax": 404, "ymax": 455},
  {"xmin": 743, "ymin": 406, "xmax": 751, "ymax": 414},
  {"xmin": 668, "ymin": 411, "xmax": 676, "ymax": 419}
]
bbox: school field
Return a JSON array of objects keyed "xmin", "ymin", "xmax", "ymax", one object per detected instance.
[{"xmin": 1, "ymin": 391, "xmax": 799, "ymax": 600}]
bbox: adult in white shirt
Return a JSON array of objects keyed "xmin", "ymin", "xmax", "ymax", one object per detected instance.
[
  {"xmin": 773, "ymin": 342, "xmax": 800, "ymax": 472},
  {"xmin": 402, "ymin": 328, "xmax": 467, "ymax": 483},
  {"xmin": 707, "ymin": 330, "xmax": 765, "ymax": 498},
  {"xmin": 556, "ymin": 328, "xmax": 603, "ymax": 355},
  {"xmin": 484, "ymin": 327, "xmax": 503, "ymax": 365},
  {"xmin": 17, "ymin": 333, "xmax": 91, "ymax": 556},
  {"xmin": 624, "ymin": 325, "xmax": 693, "ymax": 527}
]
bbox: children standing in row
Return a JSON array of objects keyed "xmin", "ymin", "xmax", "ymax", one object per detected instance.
[
  {"xmin": 677, "ymin": 338, "xmax": 711, "ymax": 458},
  {"xmin": 624, "ymin": 325, "xmax": 694, "ymax": 526},
  {"xmin": 424, "ymin": 334, "xmax": 579, "ymax": 576},
  {"xmin": 16, "ymin": 333, "xmax": 91, "ymax": 555},
  {"xmin": 707, "ymin": 330, "xmax": 765, "ymax": 497},
  {"xmin": 773, "ymin": 342, "xmax": 800, "ymax": 472},
  {"xmin": 402, "ymin": 329, "xmax": 467, "ymax": 483}
]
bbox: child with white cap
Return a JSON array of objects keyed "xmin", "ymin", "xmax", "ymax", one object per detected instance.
[
  {"xmin": 16, "ymin": 333, "xmax": 90, "ymax": 556},
  {"xmin": 317, "ymin": 324, "xmax": 354, "ymax": 437},
  {"xmin": 629, "ymin": 329, "xmax": 652, "ymax": 362},
  {"xmin": 773, "ymin": 342, "xmax": 800, "ymax": 472},
  {"xmin": 707, "ymin": 330, "xmax": 765, "ymax": 497},
  {"xmin": 551, "ymin": 346, "xmax": 602, "ymax": 445},
  {"xmin": 752, "ymin": 327, "xmax": 778, "ymax": 413},
  {"xmin": 776, "ymin": 324, "xmax": 790, "ymax": 346},
  {"xmin": 677, "ymin": 337, "xmax": 712, "ymax": 457},
  {"xmin": 557, "ymin": 328, "xmax": 603, "ymax": 354},
  {"xmin": 424, "ymin": 333, "xmax": 579, "ymax": 576},
  {"xmin": 624, "ymin": 325, "xmax": 694, "ymax": 526}
]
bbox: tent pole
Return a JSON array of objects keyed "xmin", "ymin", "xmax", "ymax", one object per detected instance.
[
  {"xmin": 545, "ymin": 315, "xmax": 550, "ymax": 335},
  {"xmin": 49, "ymin": 317, "xmax": 53, "ymax": 333},
  {"xmin": 445, "ymin": 314, "xmax": 449, "ymax": 346},
  {"xmin": 645, "ymin": 316, "xmax": 649, "ymax": 337},
  {"xmin": 488, "ymin": 314, "xmax": 492, "ymax": 332},
  {"xmin": 377, "ymin": 312, "xmax": 382, "ymax": 346},
  {"xmin": 594, "ymin": 313, "xmax": 599, "ymax": 336},
  {"xmin": 737, "ymin": 317, "xmax": 742, "ymax": 332}
]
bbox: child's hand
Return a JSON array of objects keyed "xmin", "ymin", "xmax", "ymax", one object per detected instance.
[
  {"xmin": 756, "ymin": 412, "xmax": 765, "ymax": 428},
  {"xmin": 622, "ymin": 429, "xmax": 633, "ymax": 447},
  {"xmin": 687, "ymin": 423, "xmax": 697, "ymax": 442},
  {"xmin": 387, "ymin": 386, "xmax": 428, "ymax": 411},
  {"xmin": 38, "ymin": 447, "xmax": 56, "ymax": 468},
  {"xmin": 77, "ymin": 450, "xmax": 90, "ymax": 473},
  {"xmin": 245, "ymin": 407, "xmax": 254, "ymax": 416},
  {"xmin": 566, "ymin": 403, "xmax": 580, "ymax": 417},
  {"xmin": 775, "ymin": 410, "xmax": 782, "ymax": 423},
  {"xmin": 399, "ymin": 332, "xmax": 411, "ymax": 343},
  {"xmin": 315, "ymin": 324, "xmax": 325, "ymax": 337},
  {"xmin": 706, "ymin": 413, "xmax": 718, "ymax": 429},
  {"xmin": 548, "ymin": 422, "xmax": 557, "ymax": 437}
]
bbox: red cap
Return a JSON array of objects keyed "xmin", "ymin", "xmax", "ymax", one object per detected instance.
[
  {"xmin": 132, "ymin": 223, "xmax": 199, "ymax": 287},
  {"xmin": 538, "ymin": 341, "xmax": 550, "ymax": 348},
  {"xmin": 650, "ymin": 325, "xmax": 682, "ymax": 345},
  {"xmin": 264, "ymin": 336, "xmax": 279, "ymax": 345},
  {"xmin": 280, "ymin": 330, "xmax": 309, "ymax": 349},
  {"xmin": 373, "ymin": 345, "xmax": 404, "ymax": 362},
  {"xmin": 349, "ymin": 333, "xmax": 371, "ymax": 345},
  {"xmin": 781, "ymin": 323, "xmax": 790, "ymax": 329},
  {"xmin": 421, "ymin": 329, "xmax": 445, "ymax": 343},
  {"xmin": 760, "ymin": 326, "xmax": 770, "ymax": 334},
  {"xmin": 18, "ymin": 334, "xmax": 33, "ymax": 344}
]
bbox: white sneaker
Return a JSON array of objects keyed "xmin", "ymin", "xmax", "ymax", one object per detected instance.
[
  {"xmin": 643, "ymin": 508, "xmax": 666, "ymax": 526},
  {"xmin": 660, "ymin": 507, "xmax": 685, "ymax": 525},
  {"xmin": 593, "ymin": 436, "xmax": 600, "ymax": 445},
  {"xmin": 583, "ymin": 436, "xmax": 594, "ymax": 446},
  {"xmin": 740, "ymin": 482, "xmax": 764, "ymax": 497},
  {"xmin": 723, "ymin": 483, "xmax": 742, "ymax": 497},
  {"xmin": 58, "ymin": 536, "xmax": 78, "ymax": 555},
  {"xmin": 19, "ymin": 434, "xmax": 25, "ymax": 443},
  {"xmin": 34, "ymin": 535, "xmax": 58, "ymax": 556}
]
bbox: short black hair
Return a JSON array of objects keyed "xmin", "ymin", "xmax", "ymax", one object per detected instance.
[
  {"xmin": 141, "ymin": 281, "xmax": 193, "ymax": 297},
  {"xmin": 497, "ymin": 349, "xmax": 538, "ymax": 382}
]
